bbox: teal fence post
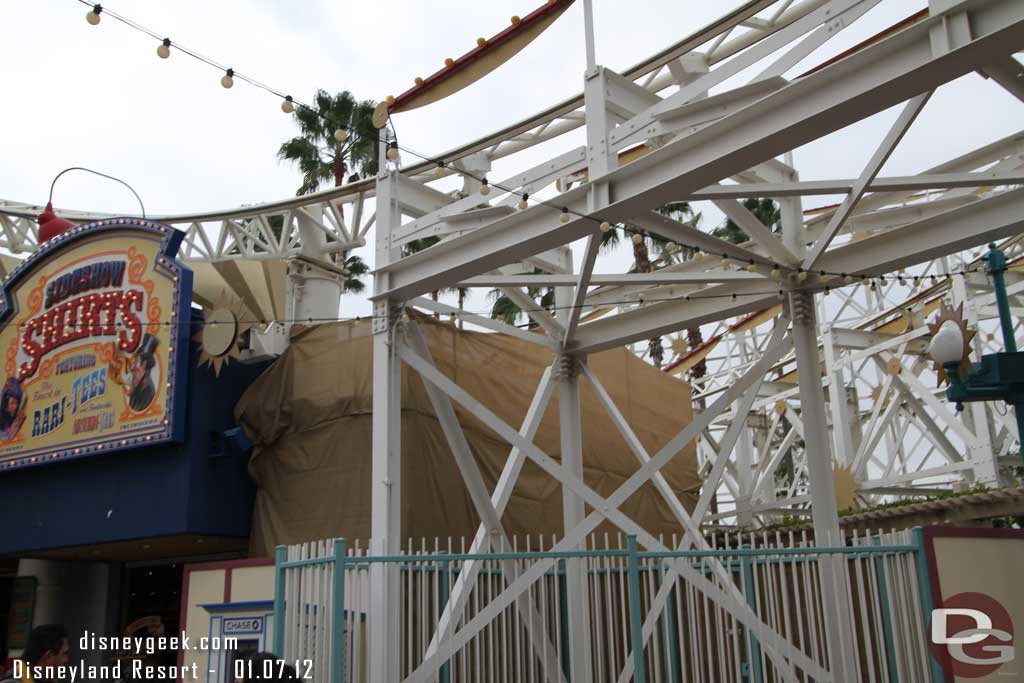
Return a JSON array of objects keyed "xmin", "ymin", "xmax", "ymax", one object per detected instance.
[
  {"xmin": 740, "ymin": 546, "xmax": 763, "ymax": 683},
  {"xmin": 558, "ymin": 559, "xmax": 570, "ymax": 680},
  {"xmin": 661, "ymin": 562, "xmax": 682, "ymax": 683},
  {"xmin": 272, "ymin": 545, "xmax": 287, "ymax": 657},
  {"xmin": 627, "ymin": 535, "xmax": 647, "ymax": 683},
  {"xmin": 438, "ymin": 559, "xmax": 450, "ymax": 683},
  {"xmin": 871, "ymin": 541, "xmax": 899, "ymax": 682},
  {"xmin": 912, "ymin": 527, "xmax": 945, "ymax": 682},
  {"xmin": 332, "ymin": 538, "xmax": 347, "ymax": 683}
]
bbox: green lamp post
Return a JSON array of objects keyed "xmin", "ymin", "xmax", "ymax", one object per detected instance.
[{"xmin": 929, "ymin": 243, "xmax": 1024, "ymax": 461}]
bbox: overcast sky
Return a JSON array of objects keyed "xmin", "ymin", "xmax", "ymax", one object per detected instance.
[{"xmin": 3, "ymin": 1, "xmax": 1021, "ymax": 320}]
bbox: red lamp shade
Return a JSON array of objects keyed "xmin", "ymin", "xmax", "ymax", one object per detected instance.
[{"xmin": 37, "ymin": 202, "xmax": 75, "ymax": 242}]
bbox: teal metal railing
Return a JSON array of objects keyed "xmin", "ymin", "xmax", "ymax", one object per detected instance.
[{"xmin": 272, "ymin": 528, "xmax": 936, "ymax": 682}]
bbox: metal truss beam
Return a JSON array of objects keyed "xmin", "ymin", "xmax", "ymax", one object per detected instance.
[{"xmin": 375, "ymin": 0, "xmax": 1024, "ymax": 301}]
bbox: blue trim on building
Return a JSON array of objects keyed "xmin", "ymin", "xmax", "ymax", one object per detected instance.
[
  {"xmin": 200, "ymin": 601, "xmax": 275, "ymax": 613},
  {"xmin": 0, "ymin": 315, "xmax": 269, "ymax": 555}
]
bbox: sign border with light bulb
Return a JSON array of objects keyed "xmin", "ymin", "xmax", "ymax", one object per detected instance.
[{"xmin": 0, "ymin": 218, "xmax": 192, "ymax": 472}]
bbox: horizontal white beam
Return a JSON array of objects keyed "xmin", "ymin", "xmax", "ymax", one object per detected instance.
[
  {"xmin": 457, "ymin": 271, "xmax": 767, "ymax": 287},
  {"xmin": 374, "ymin": 0, "xmax": 1024, "ymax": 301},
  {"xmin": 687, "ymin": 171, "xmax": 1024, "ymax": 199}
]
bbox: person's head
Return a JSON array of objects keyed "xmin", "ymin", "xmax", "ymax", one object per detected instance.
[
  {"xmin": 130, "ymin": 335, "xmax": 159, "ymax": 389},
  {"xmin": 130, "ymin": 354, "xmax": 154, "ymax": 388},
  {"xmin": 22, "ymin": 624, "xmax": 69, "ymax": 668},
  {"xmin": 1, "ymin": 379, "xmax": 22, "ymax": 419}
]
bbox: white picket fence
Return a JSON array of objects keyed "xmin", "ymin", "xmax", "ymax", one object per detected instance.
[{"xmin": 273, "ymin": 528, "xmax": 933, "ymax": 682}]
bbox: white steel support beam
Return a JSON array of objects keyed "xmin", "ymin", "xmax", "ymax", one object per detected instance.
[
  {"xmin": 375, "ymin": 0, "xmax": 1024, "ymax": 301},
  {"xmin": 402, "ymin": 323, "xmax": 819, "ymax": 682},
  {"xmin": 574, "ymin": 188, "xmax": 1024, "ymax": 354},
  {"xmin": 423, "ymin": 368, "xmax": 556, "ymax": 663},
  {"xmin": 823, "ymin": 324, "xmax": 856, "ymax": 466},
  {"xmin": 789, "ymin": 292, "xmax": 859, "ymax": 681},
  {"xmin": 803, "ymin": 91, "xmax": 932, "ymax": 269},
  {"xmin": 980, "ymin": 55, "xmax": 1024, "ymax": 102},
  {"xmin": 688, "ymin": 171, "xmax": 1024, "ymax": 199},
  {"xmin": 402, "ymin": 323, "xmax": 566, "ymax": 683},
  {"xmin": 555, "ymin": 355, "xmax": 593, "ymax": 681},
  {"xmin": 712, "ymin": 198, "xmax": 800, "ymax": 265},
  {"xmin": 369, "ymin": 165, "xmax": 402, "ymax": 683}
]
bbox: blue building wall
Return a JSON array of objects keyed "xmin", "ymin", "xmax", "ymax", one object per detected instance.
[{"xmin": 0, "ymin": 313, "xmax": 267, "ymax": 555}]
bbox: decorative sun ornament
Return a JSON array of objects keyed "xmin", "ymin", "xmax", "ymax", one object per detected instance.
[
  {"xmin": 927, "ymin": 301, "xmax": 975, "ymax": 386},
  {"xmin": 670, "ymin": 336, "xmax": 690, "ymax": 357},
  {"xmin": 195, "ymin": 291, "xmax": 252, "ymax": 377},
  {"xmin": 833, "ymin": 462, "xmax": 858, "ymax": 512}
]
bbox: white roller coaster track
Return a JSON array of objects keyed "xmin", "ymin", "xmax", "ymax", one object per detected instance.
[{"xmin": 2, "ymin": 0, "xmax": 1023, "ymax": 523}]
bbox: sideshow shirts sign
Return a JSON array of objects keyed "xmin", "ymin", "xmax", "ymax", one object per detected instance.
[{"xmin": 0, "ymin": 219, "xmax": 191, "ymax": 470}]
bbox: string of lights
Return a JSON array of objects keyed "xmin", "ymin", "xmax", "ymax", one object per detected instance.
[
  {"xmin": 74, "ymin": 0, "xmax": 996, "ymax": 295},
  {"xmin": 14, "ymin": 265, "xmax": 999, "ymax": 334}
]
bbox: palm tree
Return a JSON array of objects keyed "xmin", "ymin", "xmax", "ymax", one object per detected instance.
[
  {"xmin": 713, "ymin": 197, "xmax": 781, "ymax": 243},
  {"xmin": 341, "ymin": 254, "xmax": 369, "ymax": 294},
  {"xmin": 278, "ymin": 90, "xmax": 379, "ymax": 194},
  {"xmin": 278, "ymin": 89, "xmax": 379, "ymax": 294},
  {"xmin": 488, "ymin": 280, "xmax": 555, "ymax": 327}
]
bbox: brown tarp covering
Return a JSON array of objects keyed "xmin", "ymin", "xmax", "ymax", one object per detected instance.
[{"xmin": 236, "ymin": 316, "xmax": 700, "ymax": 555}]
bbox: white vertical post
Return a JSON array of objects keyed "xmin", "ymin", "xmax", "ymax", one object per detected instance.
[
  {"xmin": 292, "ymin": 212, "xmax": 344, "ymax": 321},
  {"xmin": 556, "ymin": 352, "xmax": 593, "ymax": 682},
  {"xmin": 823, "ymin": 324, "xmax": 855, "ymax": 466},
  {"xmin": 582, "ymin": 0, "xmax": 597, "ymax": 70},
  {"xmin": 789, "ymin": 291, "xmax": 859, "ymax": 682},
  {"xmin": 734, "ymin": 415, "xmax": 755, "ymax": 527},
  {"xmin": 370, "ymin": 157, "xmax": 403, "ymax": 682},
  {"xmin": 950, "ymin": 273, "xmax": 1003, "ymax": 485}
]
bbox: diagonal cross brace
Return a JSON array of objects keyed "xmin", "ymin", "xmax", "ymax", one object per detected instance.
[
  {"xmin": 422, "ymin": 366, "xmax": 556, "ymax": 659},
  {"xmin": 803, "ymin": 91, "xmax": 932, "ymax": 269},
  {"xmin": 400, "ymin": 323, "xmax": 822, "ymax": 682},
  {"xmin": 400, "ymin": 323, "xmax": 566, "ymax": 683}
]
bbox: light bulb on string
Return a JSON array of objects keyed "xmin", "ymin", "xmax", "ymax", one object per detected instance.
[
  {"xmin": 560, "ymin": 208, "xmax": 571, "ymax": 224},
  {"xmin": 334, "ymin": 129, "xmax": 347, "ymax": 143},
  {"xmin": 157, "ymin": 38, "xmax": 171, "ymax": 59},
  {"xmin": 86, "ymin": 4, "xmax": 102, "ymax": 25},
  {"xmin": 631, "ymin": 232, "xmax": 643, "ymax": 244},
  {"xmin": 518, "ymin": 194, "xmax": 529, "ymax": 210},
  {"xmin": 600, "ymin": 222, "xmax": 612, "ymax": 233},
  {"xmin": 434, "ymin": 162, "xmax": 445, "ymax": 177},
  {"xmin": 281, "ymin": 96, "xmax": 294, "ymax": 113},
  {"xmin": 386, "ymin": 141, "xmax": 400, "ymax": 161},
  {"xmin": 479, "ymin": 178, "xmax": 491, "ymax": 196},
  {"xmin": 221, "ymin": 68, "xmax": 234, "ymax": 89},
  {"xmin": 770, "ymin": 267, "xmax": 781, "ymax": 280}
]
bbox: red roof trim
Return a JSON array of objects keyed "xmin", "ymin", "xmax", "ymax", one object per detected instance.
[
  {"xmin": 796, "ymin": 9, "xmax": 929, "ymax": 79},
  {"xmin": 728, "ymin": 307, "xmax": 773, "ymax": 332},
  {"xmin": 389, "ymin": 0, "xmax": 576, "ymax": 113}
]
